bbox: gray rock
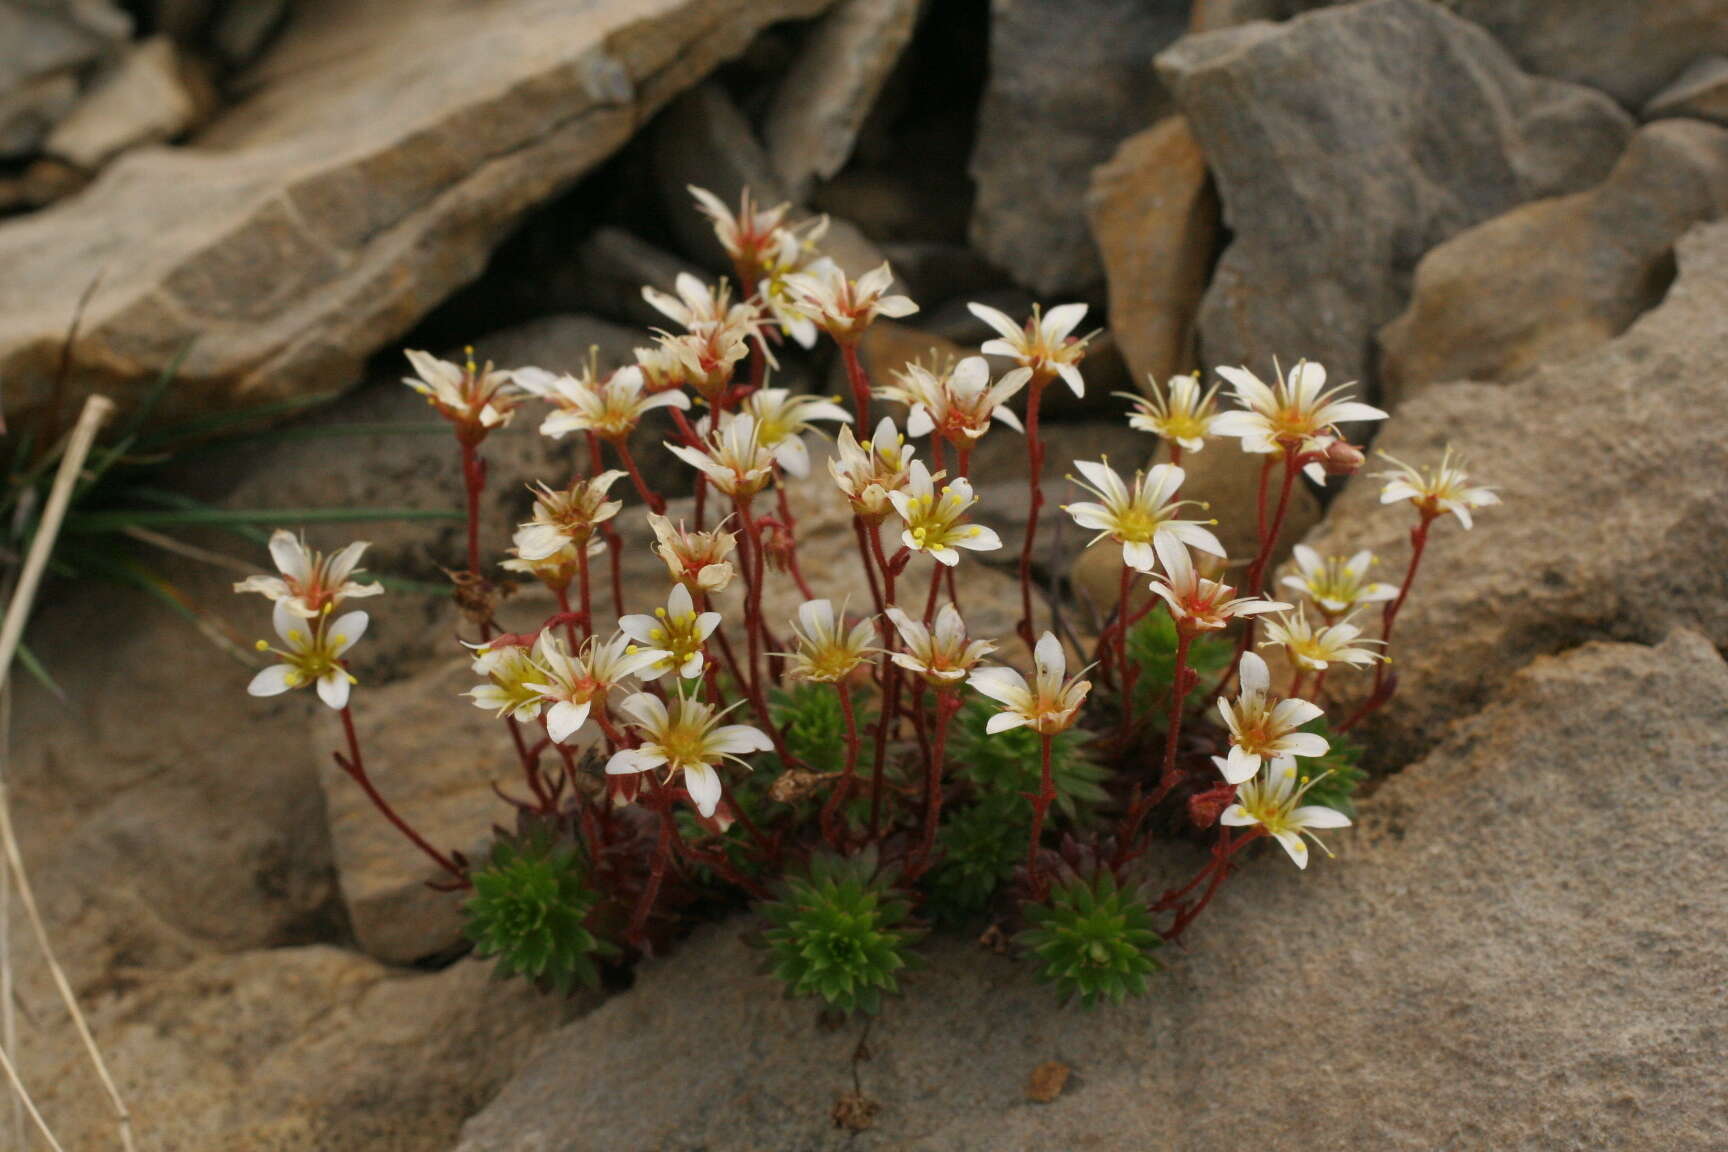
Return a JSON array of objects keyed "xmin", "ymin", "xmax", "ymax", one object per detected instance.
[
  {"xmin": 876, "ymin": 241, "xmax": 1001, "ymax": 307},
  {"xmin": 46, "ymin": 36, "xmax": 214, "ymax": 169},
  {"xmin": 1159, "ymin": 0, "xmax": 1633, "ymax": 395},
  {"xmin": 1086, "ymin": 115, "xmax": 1217, "ymax": 388},
  {"xmin": 1303, "ymin": 217, "xmax": 1728, "ymax": 763},
  {"xmin": 568, "ymin": 226, "xmax": 706, "ymax": 329},
  {"xmin": 968, "ymin": 0, "xmax": 1190, "ymax": 296},
  {"xmin": 1380, "ymin": 118, "xmax": 1728, "ymax": 399},
  {"xmin": 0, "ymin": 0, "xmax": 131, "ymax": 157},
  {"xmin": 457, "ymin": 629, "xmax": 1728, "ymax": 1151},
  {"xmin": 1644, "ymin": 54, "xmax": 1728, "ymax": 125},
  {"xmin": 763, "ymin": 0, "xmax": 921, "ymax": 202},
  {"xmin": 211, "ymin": 0, "xmax": 291, "ymax": 69},
  {"xmin": 0, "ymin": 0, "xmax": 834, "ymax": 430}
]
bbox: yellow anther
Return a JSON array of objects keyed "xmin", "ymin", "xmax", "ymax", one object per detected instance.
[{"xmin": 254, "ymin": 639, "xmax": 270, "ymax": 652}]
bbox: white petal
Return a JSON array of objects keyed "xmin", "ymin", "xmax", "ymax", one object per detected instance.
[
  {"xmin": 683, "ymin": 763, "xmax": 723, "ymax": 818},
  {"xmin": 1222, "ymin": 745, "xmax": 1261, "ymax": 785},
  {"xmin": 1238, "ymin": 652, "xmax": 1270, "ymax": 696},
  {"xmin": 985, "ymin": 710, "xmax": 1029, "ymax": 734},
  {"xmin": 247, "ymin": 664, "xmax": 295, "ymax": 697},
  {"xmin": 316, "ymin": 670, "xmax": 351, "ymax": 710},
  {"xmin": 1294, "ymin": 805, "xmax": 1352, "ymax": 830},
  {"xmin": 267, "ymin": 530, "xmax": 310, "ymax": 581},
  {"xmin": 547, "ymin": 700, "xmax": 592, "ymax": 743}
]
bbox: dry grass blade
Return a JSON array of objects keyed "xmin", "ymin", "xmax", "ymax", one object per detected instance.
[
  {"xmin": 0, "ymin": 1033, "xmax": 65, "ymax": 1152},
  {"xmin": 0, "ymin": 394, "xmax": 137, "ymax": 1151}
]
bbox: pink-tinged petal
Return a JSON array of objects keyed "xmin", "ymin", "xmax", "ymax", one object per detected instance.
[
  {"xmin": 683, "ymin": 764, "xmax": 723, "ymax": 818},
  {"xmin": 247, "ymin": 665, "xmax": 295, "ymax": 697},
  {"xmin": 985, "ymin": 711, "xmax": 1030, "ymax": 734},
  {"xmin": 316, "ymin": 670, "xmax": 351, "ymax": 710}
]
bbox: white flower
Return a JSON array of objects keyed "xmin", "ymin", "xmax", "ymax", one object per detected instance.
[
  {"xmin": 885, "ymin": 603, "xmax": 995, "ymax": 689},
  {"xmin": 647, "ymin": 513, "xmax": 738, "ymax": 594},
  {"xmin": 1259, "ymin": 607, "xmax": 1384, "ymax": 672},
  {"xmin": 783, "ymin": 599, "xmax": 877, "ymax": 683},
  {"xmin": 1063, "ymin": 457, "xmax": 1224, "ymax": 572},
  {"xmin": 403, "ymin": 348, "xmax": 522, "ymax": 432},
  {"xmin": 524, "ymin": 631, "xmax": 660, "ymax": 743},
  {"xmin": 689, "ymin": 185, "xmax": 796, "ymax": 273},
  {"xmin": 522, "ymin": 364, "xmax": 690, "ymax": 441},
  {"xmin": 618, "ymin": 583, "xmax": 722, "ymax": 681},
  {"xmin": 1376, "ymin": 448, "xmax": 1500, "ymax": 529},
  {"xmin": 968, "ymin": 301, "xmax": 1092, "ymax": 396},
  {"xmin": 464, "ymin": 639, "xmax": 550, "ymax": 723},
  {"xmin": 512, "ymin": 472, "xmax": 627, "ymax": 561},
  {"xmin": 1279, "ymin": 544, "xmax": 1397, "ymax": 615},
  {"xmin": 881, "ymin": 355, "xmax": 1028, "ymax": 443},
  {"xmin": 782, "ymin": 258, "xmax": 917, "ymax": 343},
  {"xmin": 737, "ymin": 387, "xmax": 852, "ymax": 478},
  {"xmin": 1220, "ymin": 760, "xmax": 1351, "ymax": 869},
  {"xmin": 1214, "ymin": 652, "xmax": 1328, "ymax": 785},
  {"xmin": 234, "ymin": 530, "xmax": 383, "ymax": 619},
  {"xmin": 755, "ymin": 221, "xmax": 828, "ymax": 349},
  {"xmin": 1211, "ymin": 361, "xmax": 1386, "ymax": 482},
  {"xmin": 1118, "ymin": 373, "xmax": 1228, "ymax": 452},
  {"xmin": 666, "ymin": 413, "xmax": 777, "ymax": 498},
  {"xmin": 887, "ymin": 461, "xmax": 1002, "ymax": 567},
  {"xmin": 605, "ymin": 690, "xmax": 772, "ymax": 817},
  {"xmin": 643, "ymin": 272, "xmax": 756, "ymax": 334},
  {"xmin": 828, "ymin": 417, "xmax": 917, "ymax": 521},
  {"xmin": 1146, "ymin": 536, "xmax": 1288, "ymax": 632},
  {"xmin": 248, "ymin": 600, "xmax": 368, "ymax": 710},
  {"xmin": 968, "ymin": 632, "xmax": 1091, "ymax": 735}
]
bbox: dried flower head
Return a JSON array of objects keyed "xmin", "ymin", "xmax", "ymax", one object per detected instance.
[
  {"xmin": 619, "ymin": 583, "xmax": 723, "ymax": 681},
  {"xmin": 1219, "ymin": 760, "xmax": 1351, "ymax": 870},
  {"xmin": 885, "ymin": 603, "xmax": 995, "ymax": 689},
  {"xmin": 404, "ymin": 348, "xmax": 523, "ymax": 437},
  {"xmin": 648, "ymin": 513, "xmax": 738, "ymax": 594},
  {"xmin": 1259, "ymin": 607, "xmax": 1384, "ymax": 672},
  {"xmin": 828, "ymin": 417, "xmax": 917, "ymax": 521},
  {"xmin": 1376, "ymin": 447, "xmax": 1499, "ymax": 528},
  {"xmin": 782, "ymin": 259, "xmax": 917, "ymax": 344},
  {"xmin": 234, "ymin": 530, "xmax": 383, "ymax": 619},
  {"xmin": 249, "ymin": 601, "xmax": 368, "ymax": 710},
  {"xmin": 1215, "ymin": 653, "xmax": 1328, "ymax": 785},
  {"xmin": 1063, "ymin": 458, "xmax": 1223, "ymax": 572},
  {"xmin": 1211, "ymin": 361, "xmax": 1386, "ymax": 482},
  {"xmin": 968, "ymin": 301, "xmax": 1092, "ymax": 396},
  {"xmin": 605, "ymin": 690, "xmax": 772, "ymax": 817},
  {"xmin": 1119, "ymin": 373, "xmax": 1227, "ymax": 453},
  {"xmin": 1279, "ymin": 544, "xmax": 1397, "ymax": 615},
  {"xmin": 882, "ymin": 355, "xmax": 1029, "ymax": 444},
  {"xmin": 968, "ymin": 632, "xmax": 1091, "ymax": 735},
  {"xmin": 888, "ymin": 461, "xmax": 1002, "ymax": 567},
  {"xmin": 783, "ymin": 599, "xmax": 877, "ymax": 683}
]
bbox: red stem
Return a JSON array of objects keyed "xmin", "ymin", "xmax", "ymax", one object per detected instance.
[
  {"xmin": 841, "ymin": 342, "xmax": 872, "ymax": 424},
  {"xmin": 821, "ymin": 681, "xmax": 861, "ymax": 847},
  {"xmin": 1017, "ymin": 377, "xmax": 1048, "ymax": 647},
  {"xmin": 911, "ymin": 690, "xmax": 960, "ymax": 875},
  {"xmin": 1025, "ymin": 732, "xmax": 1055, "ymax": 898},
  {"xmin": 611, "ymin": 436, "xmax": 666, "ymax": 514},
  {"xmin": 338, "ymin": 706, "xmax": 466, "ymax": 884},
  {"xmin": 458, "ymin": 438, "xmax": 485, "ymax": 577}
]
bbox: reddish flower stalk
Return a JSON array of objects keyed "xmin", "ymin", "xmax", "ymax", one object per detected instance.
[
  {"xmin": 629, "ymin": 782, "xmax": 679, "ymax": 945},
  {"xmin": 1117, "ymin": 625, "xmax": 1192, "ymax": 854},
  {"xmin": 820, "ymin": 681, "xmax": 862, "ymax": 847},
  {"xmin": 611, "ymin": 436, "xmax": 666, "ymax": 515},
  {"xmin": 910, "ymin": 690, "xmax": 962, "ymax": 876},
  {"xmin": 841, "ymin": 342, "xmax": 872, "ymax": 424},
  {"xmin": 1342, "ymin": 509, "xmax": 1437, "ymax": 730},
  {"xmin": 336, "ymin": 706, "xmax": 466, "ymax": 885},
  {"xmin": 1025, "ymin": 732, "xmax": 1056, "ymax": 897},
  {"xmin": 1214, "ymin": 450, "xmax": 1303, "ymax": 701},
  {"xmin": 1016, "ymin": 375, "xmax": 1050, "ymax": 647},
  {"xmin": 774, "ymin": 483, "xmax": 818, "ymax": 600},
  {"xmin": 458, "ymin": 437, "xmax": 487, "ymax": 579},
  {"xmin": 1115, "ymin": 562, "xmax": 1135, "ymax": 743},
  {"xmin": 864, "ymin": 525, "xmax": 905, "ymax": 837}
]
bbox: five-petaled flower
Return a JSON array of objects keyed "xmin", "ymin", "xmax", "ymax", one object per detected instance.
[
  {"xmin": 1280, "ymin": 544, "xmax": 1397, "ymax": 615},
  {"xmin": 783, "ymin": 599, "xmax": 877, "ymax": 683},
  {"xmin": 968, "ymin": 301, "xmax": 1092, "ymax": 396},
  {"xmin": 666, "ymin": 413, "xmax": 778, "ymax": 499},
  {"xmin": 605, "ymin": 690, "xmax": 772, "ymax": 817},
  {"xmin": 1211, "ymin": 361, "xmax": 1386, "ymax": 483},
  {"xmin": 1219, "ymin": 760, "xmax": 1351, "ymax": 870},
  {"xmin": 1215, "ymin": 653, "xmax": 1329, "ymax": 785},
  {"xmin": 519, "ymin": 363, "xmax": 690, "ymax": 442},
  {"xmin": 648, "ymin": 513, "xmax": 738, "ymax": 595},
  {"xmin": 828, "ymin": 417, "xmax": 917, "ymax": 521},
  {"xmin": 525, "ymin": 631, "xmax": 660, "ymax": 743},
  {"xmin": 512, "ymin": 472, "xmax": 627, "ymax": 561},
  {"xmin": 249, "ymin": 600, "xmax": 368, "ymax": 710},
  {"xmin": 234, "ymin": 530, "xmax": 383, "ymax": 619},
  {"xmin": 968, "ymin": 632, "xmax": 1092, "ymax": 735},
  {"xmin": 885, "ymin": 603, "xmax": 995, "ymax": 689},
  {"xmin": 619, "ymin": 583, "xmax": 722, "ymax": 681},
  {"xmin": 403, "ymin": 348, "xmax": 523, "ymax": 438},
  {"xmin": 1119, "ymin": 373, "xmax": 1227, "ymax": 453},
  {"xmin": 1377, "ymin": 447, "xmax": 1499, "ymax": 528},
  {"xmin": 1063, "ymin": 457, "xmax": 1223, "ymax": 572},
  {"xmin": 736, "ymin": 387, "xmax": 852, "ymax": 478},
  {"xmin": 1260, "ymin": 607, "xmax": 1384, "ymax": 672},
  {"xmin": 782, "ymin": 259, "xmax": 917, "ymax": 344},
  {"xmin": 1146, "ymin": 536, "xmax": 1288, "ymax": 632},
  {"xmin": 881, "ymin": 355, "xmax": 1028, "ymax": 445},
  {"xmin": 465, "ymin": 638, "xmax": 550, "ymax": 723},
  {"xmin": 888, "ymin": 461, "xmax": 1002, "ymax": 567}
]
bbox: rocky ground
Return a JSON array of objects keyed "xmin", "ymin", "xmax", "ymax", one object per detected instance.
[{"xmin": 2, "ymin": 0, "xmax": 1726, "ymax": 1148}]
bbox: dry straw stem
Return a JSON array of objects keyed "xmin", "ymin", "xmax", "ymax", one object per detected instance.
[{"xmin": 0, "ymin": 393, "xmax": 138, "ymax": 1152}]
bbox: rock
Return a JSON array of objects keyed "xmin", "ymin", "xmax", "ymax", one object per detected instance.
[
  {"xmin": 876, "ymin": 241, "xmax": 1001, "ymax": 309},
  {"xmin": 1445, "ymin": 0, "xmax": 1728, "ymax": 109},
  {"xmin": 0, "ymin": 0, "xmax": 130, "ymax": 156},
  {"xmin": 211, "ymin": 0, "xmax": 291, "ymax": 69},
  {"xmin": 1301, "ymin": 218, "xmax": 1728, "ymax": 762},
  {"xmin": 313, "ymin": 658, "xmax": 562, "ymax": 964},
  {"xmin": 24, "ymin": 946, "xmax": 571, "ymax": 1151},
  {"xmin": 0, "ymin": 156, "xmax": 88, "ymax": 212},
  {"xmin": 969, "ymin": 0, "xmax": 1190, "ymax": 296},
  {"xmin": 1380, "ymin": 119, "xmax": 1728, "ymax": 399},
  {"xmin": 1644, "ymin": 55, "xmax": 1728, "ymax": 125},
  {"xmin": 46, "ymin": 36, "xmax": 215, "ymax": 170},
  {"xmin": 854, "ymin": 318, "xmax": 967, "ymax": 384},
  {"xmin": 1087, "ymin": 116, "xmax": 1217, "ymax": 387},
  {"xmin": 456, "ymin": 631, "xmax": 1728, "ymax": 1151},
  {"xmin": 763, "ymin": 0, "xmax": 921, "ymax": 202},
  {"xmin": 568, "ymin": 226, "xmax": 706, "ymax": 329},
  {"xmin": 1158, "ymin": 0, "xmax": 1634, "ymax": 395},
  {"xmin": 0, "ymin": 0, "xmax": 834, "ymax": 430},
  {"xmin": 811, "ymin": 168, "xmax": 969, "ymax": 244}
]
